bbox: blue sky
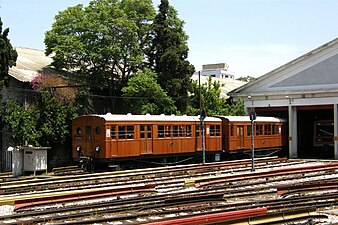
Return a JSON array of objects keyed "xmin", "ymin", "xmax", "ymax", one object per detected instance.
[{"xmin": 0, "ymin": 0, "xmax": 337, "ymax": 77}]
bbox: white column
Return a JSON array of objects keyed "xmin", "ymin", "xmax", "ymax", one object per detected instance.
[
  {"xmin": 334, "ymin": 104, "xmax": 338, "ymax": 159},
  {"xmin": 288, "ymin": 105, "xmax": 298, "ymax": 158}
]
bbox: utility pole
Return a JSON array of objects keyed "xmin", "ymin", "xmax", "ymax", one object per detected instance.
[
  {"xmin": 250, "ymin": 110, "xmax": 256, "ymax": 172},
  {"xmin": 198, "ymin": 71, "xmax": 206, "ymax": 164}
]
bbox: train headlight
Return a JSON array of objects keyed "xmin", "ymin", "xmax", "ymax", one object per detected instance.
[
  {"xmin": 76, "ymin": 145, "xmax": 81, "ymax": 152},
  {"xmin": 95, "ymin": 145, "xmax": 101, "ymax": 153}
]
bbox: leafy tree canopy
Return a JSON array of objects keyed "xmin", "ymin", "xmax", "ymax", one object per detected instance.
[
  {"xmin": 0, "ymin": 17, "xmax": 17, "ymax": 87},
  {"xmin": 121, "ymin": 69, "xmax": 176, "ymax": 114},
  {"xmin": 187, "ymin": 76, "xmax": 246, "ymax": 116},
  {"xmin": 2, "ymin": 74, "xmax": 78, "ymax": 147},
  {"xmin": 237, "ymin": 75, "xmax": 256, "ymax": 82},
  {"xmin": 44, "ymin": 0, "xmax": 155, "ymax": 111},
  {"xmin": 147, "ymin": 0, "xmax": 195, "ymax": 114}
]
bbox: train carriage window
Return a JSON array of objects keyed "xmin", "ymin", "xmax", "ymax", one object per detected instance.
[
  {"xmin": 85, "ymin": 125, "xmax": 91, "ymax": 140},
  {"xmin": 147, "ymin": 125, "xmax": 152, "ymax": 138},
  {"xmin": 118, "ymin": 125, "xmax": 134, "ymax": 139},
  {"xmin": 256, "ymin": 124, "xmax": 263, "ymax": 135},
  {"xmin": 95, "ymin": 127, "xmax": 101, "ymax": 135},
  {"xmin": 127, "ymin": 126, "xmax": 134, "ymax": 139},
  {"xmin": 165, "ymin": 125, "xmax": 171, "ymax": 138},
  {"xmin": 196, "ymin": 125, "xmax": 201, "ymax": 137},
  {"xmin": 186, "ymin": 125, "xmax": 191, "ymax": 137},
  {"xmin": 118, "ymin": 126, "xmax": 126, "ymax": 139},
  {"xmin": 76, "ymin": 127, "xmax": 82, "ymax": 135},
  {"xmin": 272, "ymin": 124, "xmax": 278, "ymax": 135},
  {"xmin": 215, "ymin": 125, "xmax": 221, "ymax": 136},
  {"xmin": 140, "ymin": 125, "xmax": 152, "ymax": 139},
  {"xmin": 210, "ymin": 125, "xmax": 215, "ymax": 136},
  {"xmin": 179, "ymin": 125, "xmax": 185, "ymax": 137},
  {"xmin": 230, "ymin": 125, "xmax": 234, "ymax": 136},
  {"xmin": 74, "ymin": 127, "xmax": 83, "ymax": 140},
  {"xmin": 140, "ymin": 125, "xmax": 145, "ymax": 138},
  {"xmin": 247, "ymin": 125, "xmax": 252, "ymax": 136},
  {"xmin": 264, "ymin": 124, "xmax": 271, "ymax": 135},
  {"xmin": 210, "ymin": 125, "xmax": 220, "ymax": 137},
  {"xmin": 173, "ymin": 125, "xmax": 179, "ymax": 137},
  {"xmin": 158, "ymin": 125, "xmax": 164, "ymax": 138},
  {"xmin": 111, "ymin": 126, "xmax": 116, "ymax": 139}
]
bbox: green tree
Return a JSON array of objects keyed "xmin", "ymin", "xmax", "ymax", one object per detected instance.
[
  {"xmin": 148, "ymin": 0, "xmax": 195, "ymax": 114},
  {"xmin": 2, "ymin": 100, "xmax": 41, "ymax": 146},
  {"xmin": 44, "ymin": 0, "xmax": 155, "ymax": 112},
  {"xmin": 122, "ymin": 70, "xmax": 176, "ymax": 114},
  {"xmin": 2, "ymin": 74, "xmax": 78, "ymax": 148},
  {"xmin": 2, "ymin": 94, "xmax": 77, "ymax": 148},
  {"xmin": 0, "ymin": 17, "xmax": 17, "ymax": 87},
  {"xmin": 237, "ymin": 75, "xmax": 256, "ymax": 82},
  {"xmin": 187, "ymin": 76, "xmax": 246, "ymax": 116},
  {"xmin": 36, "ymin": 92, "xmax": 77, "ymax": 147}
]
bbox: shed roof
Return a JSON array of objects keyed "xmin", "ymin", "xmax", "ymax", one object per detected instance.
[
  {"xmin": 230, "ymin": 37, "xmax": 338, "ymax": 96},
  {"xmin": 9, "ymin": 47, "xmax": 53, "ymax": 82}
]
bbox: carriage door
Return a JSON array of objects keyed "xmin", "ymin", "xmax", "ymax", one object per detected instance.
[
  {"xmin": 85, "ymin": 125, "xmax": 92, "ymax": 155},
  {"xmin": 140, "ymin": 125, "xmax": 153, "ymax": 154},
  {"xmin": 237, "ymin": 126, "xmax": 245, "ymax": 149}
]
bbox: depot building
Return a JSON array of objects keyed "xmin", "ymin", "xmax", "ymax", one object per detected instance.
[{"xmin": 230, "ymin": 38, "xmax": 338, "ymax": 160}]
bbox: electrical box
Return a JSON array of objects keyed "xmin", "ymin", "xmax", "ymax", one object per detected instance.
[{"xmin": 23, "ymin": 147, "xmax": 49, "ymax": 175}]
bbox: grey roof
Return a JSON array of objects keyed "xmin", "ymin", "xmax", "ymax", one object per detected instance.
[
  {"xmin": 230, "ymin": 37, "xmax": 338, "ymax": 94},
  {"xmin": 9, "ymin": 47, "xmax": 53, "ymax": 82}
]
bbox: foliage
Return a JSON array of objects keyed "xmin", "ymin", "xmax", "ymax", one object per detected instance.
[
  {"xmin": 36, "ymin": 92, "xmax": 77, "ymax": 147},
  {"xmin": 2, "ymin": 74, "xmax": 78, "ymax": 147},
  {"xmin": 44, "ymin": 0, "xmax": 155, "ymax": 111},
  {"xmin": 121, "ymin": 69, "xmax": 176, "ymax": 114},
  {"xmin": 2, "ymin": 100, "xmax": 41, "ymax": 146},
  {"xmin": 147, "ymin": 0, "xmax": 195, "ymax": 114},
  {"xmin": 237, "ymin": 75, "xmax": 256, "ymax": 82},
  {"xmin": 187, "ymin": 76, "xmax": 246, "ymax": 116},
  {"xmin": 2, "ymin": 93, "xmax": 77, "ymax": 147},
  {"xmin": 0, "ymin": 17, "xmax": 17, "ymax": 87},
  {"xmin": 31, "ymin": 74, "xmax": 77, "ymax": 104}
]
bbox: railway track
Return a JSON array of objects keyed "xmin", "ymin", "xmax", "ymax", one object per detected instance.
[
  {"xmin": 1, "ymin": 157, "xmax": 338, "ymax": 224},
  {"xmin": 0, "ymin": 157, "xmax": 292, "ymax": 196}
]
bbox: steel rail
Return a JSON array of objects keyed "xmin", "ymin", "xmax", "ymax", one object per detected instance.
[{"xmin": 194, "ymin": 163, "xmax": 338, "ymax": 187}]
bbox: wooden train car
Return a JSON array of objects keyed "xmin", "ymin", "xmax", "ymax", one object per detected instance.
[
  {"xmin": 72, "ymin": 113, "xmax": 287, "ymax": 169},
  {"xmin": 217, "ymin": 116, "xmax": 287, "ymax": 153}
]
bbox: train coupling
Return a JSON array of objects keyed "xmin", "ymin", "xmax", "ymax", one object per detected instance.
[{"xmin": 79, "ymin": 156, "xmax": 95, "ymax": 172}]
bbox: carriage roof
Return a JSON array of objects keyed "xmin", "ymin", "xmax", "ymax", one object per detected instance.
[
  {"xmin": 74, "ymin": 113, "xmax": 285, "ymax": 123},
  {"xmin": 78, "ymin": 113, "xmax": 221, "ymax": 122},
  {"xmin": 216, "ymin": 116, "xmax": 286, "ymax": 123}
]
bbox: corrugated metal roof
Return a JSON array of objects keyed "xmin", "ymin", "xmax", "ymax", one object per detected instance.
[{"xmin": 9, "ymin": 47, "xmax": 53, "ymax": 82}]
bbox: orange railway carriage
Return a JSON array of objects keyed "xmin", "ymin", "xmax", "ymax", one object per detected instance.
[
  {"xmin": 72, "ymin": 113, "xmax": 222, "ymax": 165},
  {"xmin": 72, "ymin": 113, "xmax": 287, "ymax": 168},
  {"xmin": 217, "ymin": 116, "xmax": 287, "ymax": 153}
]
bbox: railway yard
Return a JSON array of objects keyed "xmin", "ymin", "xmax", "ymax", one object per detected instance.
[{"xmin": 1, "ymin": 157, "xmax": 338, "ymax": 224}]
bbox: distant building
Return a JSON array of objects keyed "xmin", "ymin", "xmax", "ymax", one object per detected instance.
[
  {"xmin": 191, "ymin": 74, "xmax": 246, "ymax": 99},
  {"xmin": 196, "ymin": 63, "xmax": 235, "ymax": 80}
]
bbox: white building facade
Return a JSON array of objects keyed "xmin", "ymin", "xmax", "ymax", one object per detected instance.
[{"xmin": 197, "ymin": 63, "xmax": 235, "ymax": 80}]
